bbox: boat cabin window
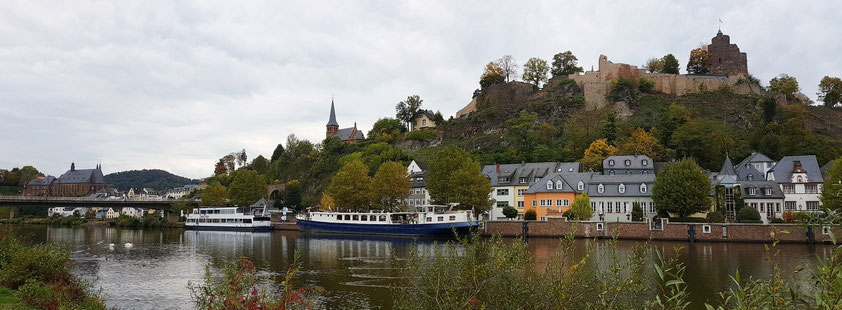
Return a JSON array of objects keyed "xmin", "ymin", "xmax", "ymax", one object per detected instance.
[
  {"xmin": 353, "ymin": 215, "xmax": 359, "ymax": 221},
  {"xmin": 379, "ymin": 215, "xmax": 387, "ymax": 222},
  {"xmin": 345, "ymin": 215, "xmax": 351, "ymax": 220},
  {"xmin": 449, "ymin": 216, "xmax": 456, "ymax": 221},
  {"xmin": 361, "ymin": 215, "xmax": 367, "ymax": 221},
  {"xmin": 336, "ymin": 215, "xmax": 342, "ymax": 221},
  {"xmin": 438, "ymin": 216, "xmax": 444, "ymax": 222},
  {"xmin": 426, "ymin": 217, "xmax": 432, "ymax": 222},
  {"xmin": 243, "ymin": 219, "xmax": 252, "ymax": 223}
]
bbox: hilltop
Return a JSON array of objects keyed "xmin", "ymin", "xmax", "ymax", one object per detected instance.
[{"xmin": 104, "ymin": 169, "xmax": 197, "ymax": 192}]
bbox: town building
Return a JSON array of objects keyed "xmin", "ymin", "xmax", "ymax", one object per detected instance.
[
  {"xmin": 739, "ymin": 180, "xmax": 785, "ymax": 224},
  {"xmin": 164, "ymin": 185, "xmax": 196, "ymax": 200},
  {"xmin": 127, "ymin": 188, "xmax": 149, "ymax": 200},
  {"xmin": 406, "ymin": 160, "xmax": 431, "ymax": 207},
  {"xmin": 602, "ymin": 155, "xmax": 655, "ymax": 175},
  {"xmin": 48, "ymin": 207, "xmax": 88, "ymax": 217},
  {"xmin": 483, "ymin": 162, "xmax": 581, "ymax": 220},
  {"xmin": 411, "ymin": 110, "xmax": 437, "ymax": 131},
  {"xmin": 121, "ymin": 207, "xmax": 145, "ymax": 218},
  {"xmin": 23, "ymin": 163, "xmax": 109, "ymax": 197},
  {"xmin": 326, "ymin": 99, "xmax": 365, "ymax": 143},
  {"xmin": 766, "ymin": 156, "xmax": 824, "ymax": 213},
  {"xmin": 587, "ymin": 174, "xmax": 656, "ymax": 222},
  {"xmin": 105, "ymin": 208, "xmax": 120, "ymax": 219},
  {"xmin": 735, "ymin": 152, "xmax": 776, "ymax": 181},
  {"xmin": 523, "ymin": 172, "xmax": 592, "ymax": 220}
]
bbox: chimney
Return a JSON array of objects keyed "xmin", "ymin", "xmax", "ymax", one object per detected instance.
[
  {"xmin": 496, "ymin": 163, "xmax": 500, "ymax": 173},
  {"xmin": 71, "ymin": 162, "xmax": 75, "ymax": 171}
]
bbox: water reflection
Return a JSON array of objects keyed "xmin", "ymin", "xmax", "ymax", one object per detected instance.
[{"xmin": 1, "ymin": 225, "xmax": 836, "ymax": 310}]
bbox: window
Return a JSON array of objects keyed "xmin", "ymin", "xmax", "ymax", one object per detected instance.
[
  {"xmin": 642, "ymin": 159, "xmax": 648, "ymax": 166},
  {"xmin": 422, "ymin": 119, "xmax": 427, "ymax": 126},
  {"xmin": 496, "ymin": 201, "xmax": 508, "ymax": 207},
  {"xmin": 747, "ymin": 174, "xmax": 754, "ymax": 181},
  {"xmin": 806, "ymin": 184, "xmax": 818, "ymax": 194},
  {"xmin": 555, "ymin": 180, "xmax": 563, "ymax": 189},
  {"xmin": 426, "ymin": 217, "xmax": 432, "ymax": 222},
  {"xmin": 532, "ymin": 200, "xmax": 537, "ymax": 207},
  {"xmin": 563, "ymin": 199, "xmax": 569, "ymax": 206},
  {"xmin": 556, "ymin": 199, "xmax": 563, "ymax": 206},
  {"xmin": 353, "ymin": 215, "xmax": 359, "ymax": 221},
  {"xmin": 361, "ymin": 215, "xmax": 368, "ymax": 221},
  {"xmin": 619, "ymin": 183, "xmax": 626, "ymax": 193},
  {"xmin": 534, "ymin": 178, "xmax": 540, "ymax": 183},
  {"xmin": 624, "ymin": 159, "xmax": 631, "ymax": 166},
  {"xmin": 797, "ymin": 176, "xmax": 803, "ymax": 183},
  {"xmin": 449, "ymin": 216, "xmax": 456, "ymax": 221},
  {"xmin": 597, "ymin": 223, "xmax": 604, "ymax": 231},
  {"xmin": 625, "ymin": 170, "xmax": 632, "ymax": 175},
  {"xmin": 765, "ymin": 188, "xmax": 772, "ymax": 195},
  {"xmin": 748, "ymin": 187, "xmax": 756, "ymax": 195},
  {"xmin": 807, "ymin": 201, "xmax": 820, "ymax": 210},
  {"xmin": 517, "ymin": 201, "xmax": 524, "ymax": 208},
  {"xmin": 380, "ymin": 215, "xmax": 387, "ymax": 221},
  {"xmin": 782, "ymin": 185, "xmax": 795, "ymax": 194},
  {"xmin": 598, "ymin": 184, "xmax": 605, "ymax": 193},
  {"xmin": 640, "ymin": 184, "xmax": 648, "ymax": 193},
  {"xmin": 609, "ymin": 170, "xmax": 615, "ymax": 175},
  {"xmin": 519, "ymin": 177, "xmax": 528, "ymax": 184},
  {"xmin": 517, "ymin": 189, "xmax": 526, "ymax": 196},
  {"xmin": 608, "ymin": 159, "xmax": 615, "ymax": 166},
  {"xmin": 785, "ymin": 201, "xmax": 796, "ymax": 210},
  {"xmin": 546, "ymin": 181, "xmax": 553, "ymax": 190},
  {"xmin": 702, "ymin": 225, "xmax": 711, "ymax": 234},
  {"xmin": 345, "ymin": 215, "xmax": 351, "ymax": 220},
  {"xmin": 608, "ymin": 202, "xmax": 613, "ymax": 213},
  {"xmin": 438, "ymin": 216, "xmax": 444, "ymax": 222},
  {"xmin": 496, "ymin": 189, "xmax": 509, "ymax": 195},
  {"xmin": 540, "ymin": 199, "xmax": 552, "ymax": 206},
  {"xmin": 498, "ymin": 177, "xmax": 510, "ymax": 183},
  {"xmin": 578, "ymin": 181, "xmax": 584, "ymax": 191}
]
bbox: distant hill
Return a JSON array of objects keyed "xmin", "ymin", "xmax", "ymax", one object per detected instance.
[{"xmin": 104, "ymin": 169, "xmax": 198, "ymax": 192}]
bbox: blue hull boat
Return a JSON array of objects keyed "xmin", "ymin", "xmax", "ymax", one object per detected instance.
[{"xmin": 297, "ymin": 219, "xmax": 478, "ymax": 237}]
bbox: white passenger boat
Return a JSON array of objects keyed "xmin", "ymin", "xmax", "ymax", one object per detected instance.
[
  {"xmin": 296, "ymin": 205, "xmax": 478, "ymax": 236},
  {"xmin": 185, "ymin": 205, "xmax": 272, "ymax": 231}
]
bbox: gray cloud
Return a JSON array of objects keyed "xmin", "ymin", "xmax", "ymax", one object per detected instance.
[{"xmin": 1, "ymin": 1, "xmax": 840, "ymax": 179}]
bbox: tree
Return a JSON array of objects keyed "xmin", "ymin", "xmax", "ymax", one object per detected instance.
[
  {"xmin": 662, "ymin": 54, "xmax": 680, "ymax": 74},
  {"xmin": 769, "ymin": 74, "xmax": 800, "ymax": 103},
  {"xmin": 479, "ymin": 62, "xmax": 505, "ymax": 88},
  {"xmin": 566, "ymin": 193, "xmax": 592, "ymax": 221},
  {"xmin": 818, "ymin": 76, "xmax": 842, "ymax": 108},
  {"xmin": 652, "ymin": 159, "xmax": 712, "ymax": 218},
  {"xmin": 644, "ymin": 57, "xmax": 664, "ymax": 73},
  {"xmin": 524, "ymin": 209, "xmax": 537, "ymax": 220},
  {"xmin": 320, "ymin": 193, "xmax": 335, "ymax": 210},
  {"xmin": 686, "ymin": 48, "xmax": 710, "ymax": 75},
  {"xmin": 496, "ymin": 55, "xmax": 518, "ymax": 82},
  {"xmin": 236, "ymin": 149, "xmax": 248, "ymax": 168},
  {"xmin": 327, "ymin": 160, "xmax": 372, "ymax": 211},
  {"xmin": 601, "ymin": 112, "xmax": 618, "ymax": 143},
  {"xmin": 522, "ymin": 57, "xmax": 549, "ymax": 87},
  {"xmin": 214, "ymin": 160, "xmax": 227, "ymax": 176},
  {"xmin": 221, "ymin": 154, "xmax": 236, "ymax": 174},
  {"xmin": 631, "ymin": 202, "xmax": 643, "ymax": 221},
  {"xmin": 16, "ymin": 166, "xmax": 40, "ymax": 187},
  {"xmin": 284, "ymin": 180, "xmax": 302, "ymax": 210},
  {"xmin": 550, "ymin": 51, "xmax": 584, "ymax": 77},
  {"xmin": 607, "ymin": 77, "xmax": 638, "ymax": 103},
  {"xmin": 368, "ymin": 118, "xmax": 406, "ymax": 140},
  {"xmin": 821, "ymin": 157, "xmax": 842, "ymax": 211},
  {"xmin": 427, "ymin": 147, "xmax": 491, "ymax": 213},
  {"xmin": 251, "ymin": 155, "xmax": 269, "ymax": 175},
  {"xmin": 502, "ymin": 206, "xmax": 518, "ymax": 219},
  {"xmin": 736, "ymin": 207, "xmax": 761, "ymax": 223},
  {"xmin": 270, "ymin": 144, "xmax": 285, "ymax": 162},
  {"xmin": 371, "ymin": 161, "xmax": 411, "ymax": 212},
  {"xmin": 671, "ymin": 119, "xmax": 743, "ymax": 170},
  {"xmin": 505, "ymin": 111, "xmax": 538, "ymax": 160},
  {"xmin": 615, "ymin": 128, "xmax": 664, "ymax": 160},
  {"xmin": 657, "ymin": 104, "xmax": 691, "ymax": 146},
  {"xmin": 227, "ymin": 169, "xmax": 267, "ymax": 206},
  {"xmin": 580, "ymin": 139, "xmax": 617, "ymax": 172},
  {"xmin": 396, "ymin": 95, "xmax": 423, "ymax": 129},
  {"xmin": 201, "ymin": 182, "xmax": 228, "ymax": 206}
]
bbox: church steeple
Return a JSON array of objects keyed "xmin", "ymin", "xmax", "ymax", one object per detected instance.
[{"xmin": 326, "ymin": 98, "xmax": 339, "ymax": 138}]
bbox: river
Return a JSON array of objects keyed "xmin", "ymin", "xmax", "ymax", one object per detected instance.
[{"xmin": 1, "ymin": 225, "xmax": 837, "ymax": 309}]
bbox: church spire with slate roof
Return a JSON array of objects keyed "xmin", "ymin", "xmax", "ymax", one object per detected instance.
[
  {"xmin": 720, "ymin": 152, "xmax": 736, "ymax": 176},
  {"xmin": 326, "ymin": 98, "xmax": 339, "ymax": 138}
]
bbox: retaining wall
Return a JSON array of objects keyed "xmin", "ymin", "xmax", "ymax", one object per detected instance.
[{"xmin": 484, "ymin": 218, "xmax": 841, "ymax": 244}]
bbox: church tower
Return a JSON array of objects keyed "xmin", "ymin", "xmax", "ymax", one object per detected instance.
[{"xmin": 326, "ymin": 99, "xmax": 339, "ymax": 138}]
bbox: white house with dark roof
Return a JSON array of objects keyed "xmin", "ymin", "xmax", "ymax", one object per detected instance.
[
  {"xmin": 603, "ymin": 155, "xmax": 654, "ymax": 175},
  {"xmin": 406, "ymin": 160, "xmax": 431, "ymax": 207},
  {"xmin": 735, "ymin": 152, "xmax": 776, "ymax": 181},
  {"xmin": 482, "ymin": 162, "xmax": 581, "ymax": 219},
  {"xmin": 587, "ymin": 174, "xmax": 657, "ymax": 222},
  {"xmin": 766, "ymin": 155, "xmax": 824, "ymax": 212},
  {"xmin": 739, "ymin": 180, "xmax": 785, "ymax": 223}
]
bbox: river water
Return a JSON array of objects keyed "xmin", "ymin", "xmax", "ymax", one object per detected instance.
[{"xmin": 1, "ymin": 225, "xmax": 837, "ymax": 309}]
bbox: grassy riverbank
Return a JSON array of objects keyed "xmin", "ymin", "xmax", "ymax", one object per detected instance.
[{"xmin": 0, "ymin": 286, "xmax": 34, "ymax": 309}]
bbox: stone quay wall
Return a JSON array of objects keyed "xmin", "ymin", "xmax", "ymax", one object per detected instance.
[{"xmin": 484, "ymin": 218, "xmax": 841, "ymax": 244}]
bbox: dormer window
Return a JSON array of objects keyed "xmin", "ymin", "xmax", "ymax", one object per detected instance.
[
  {"xmin": 619, "ymin": 183, "xmax": 626, "ymax": 193},
  {"xmin": 546, "ymin": 181, "xmax": 553, "ymax": 190},
  {"xmin": 598, "ymin": 184, "xmax": 605, "ymax": 193},
  {"xmin": 797, "ymin": 176, "xmax": 803, "ymax": 183},
  {"xmin": 555, "ymin": 180, "xmax": 563, "ymax": 189},
  {"xmin": 642, "ymin": 159, "xmax": 648, "ymax": 166},
  {"xmin": 624, "ymin": 159, "xmax": 631, "ymax": 166},
  {"xmin": 609, "ymin": 170, "xmax": 615, "ymax": 175},
  {"xmin": 577, "ymin": 181, "xmax": 584, "ymax": 191},
  {"xmin": 498, "ymin": 177, "xmax": 510, "ymax": 183},
  {"xmin": 519, "ymin": 177, "xmax": 527, "ymax": 184},
  {"xmin": 608, "ymin": 159, "xmax": 615, "ymax": 166},
  {"xmin": 625, "ymin": 170, "xmax": 631, "ymax": 175},
  {"xmin": 765, "ymin": 188, "xmax": 772, "ymax": 195},
  {"xmin": 746, "ymin": 174, "xmax": 753, "ymax": 181},
  {"xmin": 534, "ymin": 178, "xmax": 540, "ymax": 183},
  {"xmin": 748, "ymin": 187, "xmax": 756, "ymax": 195},
  {"xmin": 640, "ymin": 184, "xmax": 648, "ymax": 193}
]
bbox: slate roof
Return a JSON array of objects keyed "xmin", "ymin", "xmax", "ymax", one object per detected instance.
[
  {"xmin": 482, "ymin": 162, "xmax": 581, "ymax": 187},
  {"xmin": 719, "ymin": 156, "xmax": 736, "ymax": 175},
  {"xmin": 737, "ymin": 152, "xmax": 774, "ymax": 166},
  {"xmin": 588, "ymin": 174, "xmax": 655, "ymax": 197},
  {"xmin": 524, "ymin": 172, "xmax": 593, "ymax": 194},
  {"xmin": 27, "ymin": 176, "xmax": 56, "ymax": 186},
  {"xmin": 735, "ymin": 165, "xmax": 764, "ymax": 181},
  {"xmin": 327, "ymin": 100, "xmax": 338, "ymax": 126},
  {"xmin": 334, "ymin": 127, "xmax": 365, "ymax": 141},
  {"xmin": 603, "ymin": 155, "xmax": 654, "ymax": 174},
  {"xmin": 738, "ymin": 180, "xmax": 785, "ymax": 199},
  {"xmin": 410, "ymin": 171, "xmax": 427, "ymax": 188},
  {"xmin": 56, "ymin": 168, "xmax": 105, "ymax": 184},
  {"xmin": 767, "ymin": 155, "xmax": 824, "ymax": 184},
  {"xmin": 822, "ymin": 160, "xmax": 835, "ymax": 178}
]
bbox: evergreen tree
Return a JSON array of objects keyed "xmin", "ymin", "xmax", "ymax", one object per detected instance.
[{"xmin": 662, "ymin": 54, "xmax": 680, "ymax": 74}]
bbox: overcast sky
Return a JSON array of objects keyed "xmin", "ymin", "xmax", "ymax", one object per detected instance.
[{"xmin": 1, "ymin": 1, "xmax": 840, "ymax": 179}]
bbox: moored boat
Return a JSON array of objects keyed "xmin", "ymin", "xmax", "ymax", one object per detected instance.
[
  {"xmin": 296, "ymin": 206, "xmax": 478, "ymax": 236},
  {"xmin": 185, "ymin": 205, "xmax": 272, "ymax": 231}
]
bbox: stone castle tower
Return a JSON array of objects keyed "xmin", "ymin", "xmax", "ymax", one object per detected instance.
[
  {"xmin": 707, "ymin": 30, "xmax": 748, "ymax": 76},
  {"xmin": 326, "ymin": 99, "xmax": 338, "ymax": 138}
]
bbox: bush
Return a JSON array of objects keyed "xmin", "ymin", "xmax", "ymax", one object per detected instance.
[
  {"xmin": 736, "ymin": 207, "xmax": 762, "ymax": 223},
  {"xmin": 782, "ymin": 211, "xmax": 796, "ymax": 223},
  {"xmin": 405, "ymin": 129, "xmax": 437, "ymax": 141},
  {"xmin": 502, "ymin": 206, "xmax": 518, "ymax": 219},
  {"xmin": 608, "ymin": 77, "xmax": 638, "ymax": 103},
  {"xmin": 524, "ymin": 210, "xmax": 537, "ymax": 221},
  {"xmin": 793, "ymin": 211, "xmax": 813, "ymax": 223},
  {"xmin": 770, "ymin": 218, "xmax": 784, "ymax": 224},
  {"xmin": 706, "ymin": 212, "xmax": 725, "ymax": 223},
  {"xmin": 639, "ymin": 77, "xmax": 655, "ymax": 93}
]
